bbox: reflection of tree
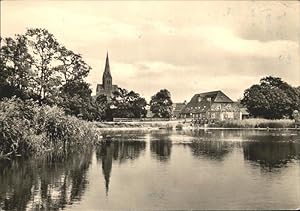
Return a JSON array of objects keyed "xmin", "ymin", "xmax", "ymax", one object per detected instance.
[
  {"xmin": 0, "ymin": 147, "xmax": 93, "ymax": 211},
  {"xmin": 96, "ymin": 141, "xmax": 146, "ymax": 195},
  {"xmin": 150, "ymin": 133, "xmax": 172, "ymax": 162},
  {"xmin": 243, "ymin": 141, "xmax": 300, "ymax": 170},
  {"xmin": 188, "ymin": 141, "xmax": 233, "ymax": 160}
]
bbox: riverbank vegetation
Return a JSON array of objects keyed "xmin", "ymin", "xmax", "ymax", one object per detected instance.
[
  {"xmin": 209, "ymin": 118, "xmax": 295, "ymax": 129},
  {"xmin": 0, "ymin": 98, "xmax": 101, "ymax": 159}
]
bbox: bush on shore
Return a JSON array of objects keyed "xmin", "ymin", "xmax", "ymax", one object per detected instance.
[
  {"xmin": 0, "ymin": 98, "xmax": 101, "ymax": 159},
  {"xmin": 209, "ymin": 118, "xmax": 295, "ymax": 128}
]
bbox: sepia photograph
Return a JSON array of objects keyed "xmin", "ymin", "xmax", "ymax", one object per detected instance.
[{"xmin": 0, "ymin": 0, "xmax": 299, "ymax": 210}]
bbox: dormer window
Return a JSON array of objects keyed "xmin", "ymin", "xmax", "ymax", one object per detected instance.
[{"xmin": 198, "ymin": 97, "xmax": 202, "ymax": 102}]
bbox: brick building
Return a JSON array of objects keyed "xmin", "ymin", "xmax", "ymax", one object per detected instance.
[{"xmin": 180, "ymin": 90, "xmax": 241, "ymax": 121}]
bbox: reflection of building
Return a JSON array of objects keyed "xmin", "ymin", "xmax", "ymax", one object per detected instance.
[
  {"xmin": 180, "ymin": 90, "xmax": 241, "ymax": 120},
  {"xmin": 98, "ymin": 143, "xmax": 114, "ymax": 195},
  {"xmin": 96, "ymin": 140, "xmax": 146, "ymax": 195},
  {"xmin": 96, "ymin": 53, "xmax": 119, "ymax": 100}
]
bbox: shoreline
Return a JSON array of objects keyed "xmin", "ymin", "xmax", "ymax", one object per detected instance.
[
  {"xmin": 95, "ymin": 123, "xmax": 300, "ymax": 131},
  {"xmin": 94, "ymin": 118, "xmax": 298, "ymax": 131}
]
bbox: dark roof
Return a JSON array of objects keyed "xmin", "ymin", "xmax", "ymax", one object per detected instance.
[
  {"xmin": 173, "ymin": 103, "xmax": 186, "ymax": 113},
  {"xmin": 197, "ymin": 91, "xmax": 233, "ymax": 103},
  {"xmin": 181, "ymin": 90, "xmax": 234, "ymax": 114},
  {"xmin": 173, "ymin": 103, "xmax": 186, "ymax": 109}
]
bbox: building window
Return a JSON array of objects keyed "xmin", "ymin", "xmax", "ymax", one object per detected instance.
[
  {"xmin": 211, "ymin": 113, "xmax": 215, "ymax": 119},
  {"xmin": 198, "ymin": 97, "xmax": 202, "ymax": 102}
]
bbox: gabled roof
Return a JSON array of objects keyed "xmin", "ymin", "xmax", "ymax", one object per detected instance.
[
  {"xmin": 173, "ymin": 103, "xmax": 186, "ymax": 112},
  {"xmin": 181, "ymin": 90, "xmax": 234, "ymax": 114},
  {"xmin": 197, "ymin": 91, "xmax": 233, "ymax": 103}
]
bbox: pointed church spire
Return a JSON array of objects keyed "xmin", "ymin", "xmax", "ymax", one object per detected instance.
[
  {"xmin": 104, "ymin": 52, "xmax": 111, "ymax": 75},
  {"xmin": 103, "ymin": 52, "xmax": 112, "ymax": 90}
]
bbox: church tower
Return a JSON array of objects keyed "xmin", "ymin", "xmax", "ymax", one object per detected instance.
[
  {"xmin": 102, "ymin": 52, "xmax": 112, "ymax": 91},
  {"xmin": 96, "ymin": 52, "xmax": 118, "ymax": 99}
]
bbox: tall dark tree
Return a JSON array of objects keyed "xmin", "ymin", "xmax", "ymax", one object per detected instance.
[
  {"xmin": 110, "ymin": 88, "xmax": 147, "ymax": 119},
  {"xmin": 0, "ymin": 35, "xmax": 34, "ymax": 99},
  {"xmin": 56, "ymin": 46, "xmax": 90, "ymax": 83},
  {"xmin": 58, "ymin": 81, "xmax": 92, "ymax": 119},
  {"xmin": 94, "ymin": 94, "xmax": 110, "ymax": 121},
  {"xmin": 150, "ymin": 89, "xmax": 173, "ymax": 118},
  {"xmin": 241, "ymin": 76, "xmax": 300, "ymax": 119},
  {"xmin": 24, "ymin": 28, "xmax": 62, "ymax": 104},
  {"xmin": 0, "ymin": 28, "xmax": 91, "ymax": 106}
]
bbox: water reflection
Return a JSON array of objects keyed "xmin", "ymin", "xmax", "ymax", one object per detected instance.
[
  {"xmin": 0, "ymin": 148, "xmax": 93, "ymax": 211},
  {"xmin": 96, "ymin": 140, "xmax": 146, "ymax": 195},
  {"xmin": 188, "ymin": 140, "xmax": 235, "ymax": 160},
  {"xmin": 0, "ymin": 130, "xmax": 300, "ymax": 210},
  {"xmin": 150, "ymin": 133, "xmax": 172, "ymax": 162},
  {"xmin": 243, "ymin": 141, "xmax": 300, "ymax": 170}
]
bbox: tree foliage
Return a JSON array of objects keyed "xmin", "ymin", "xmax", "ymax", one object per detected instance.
[
  {"xmin": 110, "ymin": 88, "xmax": 147, "ymax": 119},
  {"xmin": 0, "ymin": 28, "xmax": 148, "ymax": 122},
  {"xmin": 150, "ymin": 89, "xmax": 173, "ymax": 118},
  {"xmin": 241, "ymin": 76, "xmax": 300, "ymax": 119},
  {"xmin": 0, "ymin": 35, "xmax": 33, "ymax": 99},
  {"xmin": 0, "ymin": 28, "xmax": 91, "ymax": 105},
  {"xmin": 0, "ymin": 28, "xmax": 108, "ymax": 121}
]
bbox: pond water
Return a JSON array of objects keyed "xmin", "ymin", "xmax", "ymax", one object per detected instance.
[{"xmin": 0, "ymin": 130, "xmax": 300, "ymax": 210}]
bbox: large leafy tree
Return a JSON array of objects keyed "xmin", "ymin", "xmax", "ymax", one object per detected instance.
[
  {"xmin": 58, "ymin": 81, "xmax": 92, "ymax": 119},
  {"xmin": 0, "ymin": 35, "xmax": 34, "ymax": 99},
  {"xmin": 56, "ymin": 46, "xmax": 90, "ymax": 83},
  {"xmin": 150, "ymin": 89, "xmax": 173, "ymax": 118},
  {"xmin": 241, "ymin": 76, "xmax": 300, "ymax": 119},
  {"xmin": 94, "ymin": 94, "xmax": 110, "ymax": 121},
  {"xmin": 110, "ymin": 88, "xmax": 147, "ymax": 119},
  {"xmin": 0, "ymin": 28, "xmax": 91, "ymax": 106},
  {"xmin": 24, "ymin": 28, "xmax": 62, "ymax": 104}
]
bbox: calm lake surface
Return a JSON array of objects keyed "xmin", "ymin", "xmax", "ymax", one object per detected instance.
[{"xmin": 0, "ymin": 130, "xmax": 300, "ymax": 210}]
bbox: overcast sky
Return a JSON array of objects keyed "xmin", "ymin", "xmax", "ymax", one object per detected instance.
[{"xmin": 1, "ymin": 1, "xmax": 299, "ymax": 102}]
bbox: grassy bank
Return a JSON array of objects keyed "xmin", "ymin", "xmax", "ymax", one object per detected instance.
[
  {"xmin": 94, "ymin": 120, "xmax": 179, "ymax": 130},
  {"xmin": 209, "ymin": 118, "xmax": 295, "ymax": 128},
  {"xmin": 94, "ymin": 118, "xmax": 296, "ymax": 130},
  {"xmin": 0, "ymin": 98, "xmax": 101, "ymax": 159}
]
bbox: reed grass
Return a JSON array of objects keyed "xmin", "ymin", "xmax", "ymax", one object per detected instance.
[
  {"xmin": 0, "ymin": 98, "xmax": 101, "ymax": 159},
  {"xmin": 209, "ymin": 118, "xmax": 295, "ymax": 128}
]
